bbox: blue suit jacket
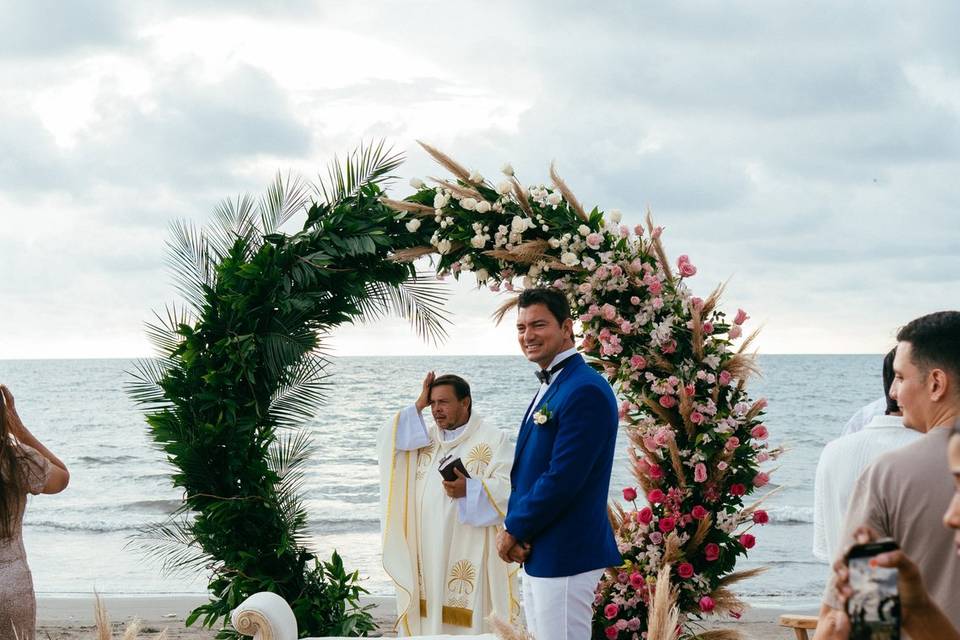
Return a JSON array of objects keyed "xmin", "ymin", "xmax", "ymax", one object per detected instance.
[{"xmin": 504, "ymin": 354, "xmax": 622, "ymax": 577}]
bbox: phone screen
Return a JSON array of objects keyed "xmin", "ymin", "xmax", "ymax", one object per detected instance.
[{"xmin": 846, "ymin": 555, "xmax": 900, "ymax": 639}]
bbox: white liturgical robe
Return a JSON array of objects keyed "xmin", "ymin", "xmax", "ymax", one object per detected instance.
[{"xmin": 379, "ymin": 406, "xmax": 519, "ymax": 636}]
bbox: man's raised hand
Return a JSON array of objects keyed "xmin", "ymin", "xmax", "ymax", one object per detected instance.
[{"xmin": 415, "ymin": 371, "xmax": 436, "ymax": 412}]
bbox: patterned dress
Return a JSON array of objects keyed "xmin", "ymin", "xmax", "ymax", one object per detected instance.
[{"xmin": 1, "ymin": 443, "xmax": 52, "ymax": 640}]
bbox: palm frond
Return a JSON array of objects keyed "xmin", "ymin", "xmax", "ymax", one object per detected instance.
[
  {"xmin": 165, "ymin": 219, "xmax": 214, "ymax": 312},
  {"xmin": 207, "ymin": 193, "xmax": 260, "ymax": 260},
  {"xmin": 317, "ymin": 140, "xmax": 404, "ymax": 205},
  {"xmin": 377, "ymin": 274, "xmax": 451, "ymax": 344},
  {"xmin": 128, "ymin": 517, "xmax": 213, "ymax": 577},
  {"xmin": 259, "ymin": 171, "xmax": 311, "ymax": 234},
  {"xmin": 144, "ymin": 304, "xmax": 193, "ymax": 357},
  {"xmin": 260, "ymin": 329, "xmax": 320, "ymax": 380},
  {"xmin": 269, "ymin": 355, "xmax": 331, "ymax": 428},
  {"xmin": 126, "ymin": 358, "xmax": 175, "ymax": 408}
]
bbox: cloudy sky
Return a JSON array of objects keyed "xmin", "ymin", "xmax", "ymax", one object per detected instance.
[{"xmin": 1, "ymin": 1, "xmax": 958, "ymax": 359}]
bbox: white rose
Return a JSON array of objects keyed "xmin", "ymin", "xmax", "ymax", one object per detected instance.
[
  {"xmin": 501, "ymin": 162, "xmax": 515, "ymax": 176},
  {"xmin": 534, "ymin": 413, "xmax": 548, "ymax": 425},
  {"xmin": 405, "ymin": 218, "xmax": 422, "ymax": 232},
  {"xmin": 461, "ymin": 197, "xmax": 477, "ymax": 211},
  {"xmin": 547, "ymin": 192, "xmax": 563, "ymax": 206},
  {"xmin": 511, "ymin": 216, "xmax": 528, "ymax": 233},
  {"xmin": 560, "ymin": 252, "xmax": 580, "ymax": 266},
  {"xmin": 470, "ymin": 235, "xmax": 486, "ymax": 249},
  {"xmin": 437, "ymin": 239, "xmax": 452, "ymax": 254},
  {"xmin": 578, "ymin": 224, "xmax": 591, "ymax": 236},
  {"xmin": 610, "ymin": 209, "xmax": 622, "ymax": 223},
  {"xmin": 548, "ymin": 238, "xmax": 561, "ymax": 249},
  {"xmin": 433, "ymin": 193, "xmax": 448, "ymax": 209},
  {"xmin": 469, "ymin": 170, "xmax": 483, "ymax": 183},
  {"xmin": 475, "ymin": 200, "xmax": 491, "ymax": 213},
  {"xmin": 409, "ymin": 177, "xmax": 425, "ymax": 189},
  {"xmin": 496, "ymin": 180, "xmax": 513, "ymax": 196}
]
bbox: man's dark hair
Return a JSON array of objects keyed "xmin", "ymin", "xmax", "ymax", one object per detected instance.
[
  {"xmin": 430, "ymin": 374, "xmax": 471, "ymax": 401},
  {"xmin": 882, "ymin": 347, "xmax": 899, "ymax": 415},
  {"xmin": 517, "ymin": 288, "xmax": 571, "ymax": 325},
  {"xmin": 896, "ymin": 311, "xmax": 960, "ymax": 387}
]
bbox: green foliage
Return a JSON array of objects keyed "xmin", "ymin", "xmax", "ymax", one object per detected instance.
[{"xmin": 130, "ymin": 143, "xmax": 447, "ymax": 637}]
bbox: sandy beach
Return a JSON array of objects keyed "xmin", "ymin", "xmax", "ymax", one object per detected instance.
[{"xmin": 38, "ymin": 595, "xmax": 819, "ymax": 639}]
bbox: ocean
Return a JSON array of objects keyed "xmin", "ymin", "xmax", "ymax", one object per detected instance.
[{"xmin": 1, "ymin": 355, "xmax": 886, "ymax": 606}]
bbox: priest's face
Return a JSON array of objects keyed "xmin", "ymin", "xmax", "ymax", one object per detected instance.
[
  {"xmin": 517, "ymin": 302, "xmax": 574, "ymax": 369},
  {"xmin": 429, "ymin": 384, "xmax": 470, "ymax": 430}
]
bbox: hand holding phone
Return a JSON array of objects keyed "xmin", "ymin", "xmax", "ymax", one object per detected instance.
[{"xmin": 845, "ymin": 538, "xmax": 900, "ymax": 639}]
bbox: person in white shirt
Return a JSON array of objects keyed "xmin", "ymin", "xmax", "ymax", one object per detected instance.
[
  {"xmin": 379, "ymin": 372, "xmax": 519, "ymax": 636},
  {"xmin": 839, "ymin": 396, "xmax": 887, "ymax": 436},
  {"xmin": 812, "ymin": 348, "xmax": 921, "ymax": 562}
]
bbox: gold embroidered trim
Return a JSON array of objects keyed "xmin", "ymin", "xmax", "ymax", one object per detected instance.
[
  {"xmin": 480, "ymin": 479, "xmax": 505, "ymax": 518},
  {"xmin": 442, "ymin": 605, "xmax": 473, "ymax": 627}
]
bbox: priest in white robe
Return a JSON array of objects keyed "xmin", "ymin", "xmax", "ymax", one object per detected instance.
[{"xmin": 379, "ymin": 372, "xmax": 519, "ymax": 636}]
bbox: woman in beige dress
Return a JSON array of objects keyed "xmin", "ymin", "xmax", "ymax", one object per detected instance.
[{"xmin": 0, "ymin": 385, "xmax": 70, "ymax": 640}]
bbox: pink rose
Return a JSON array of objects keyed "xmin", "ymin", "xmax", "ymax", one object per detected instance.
[
  {"xmin": 704, "ymin": 543, "xmax": 720, "ymax": 561},
  {"xmin": 717, "ymin": 461, "xmax": 728, "ymax": 471},
  {"xmin": 699, "ymin": 596, "xmax": 716, "ymax": 613},
  {"xmin": 753, "ymin": 472, "xmax": 770, "ymax": 488},
  {"xmin": 677, "ymin": 562, "xmax": 694, "ymax": 579},
  {"xmin": 653, "ymin": 428, "xmax": 673, "ymax": 447},
  {"xmin": 756, "ymin": 398, "xmax": 768, "ymax": 409},
  {"xmin": 649, "ymin": 531, "xmax": 663, "ymax": 544},
  {"xmin": 691, "ymin": 505, "xmax": 709, "ymax": 520},
  {"xmin": 578, "ymin": 282, "xmax": 593, "ymax": 295},
  {"xmin": 752, "ymin": 509, "xmax": 769, "ymax": 525},
  {"xmin": 634, "ymin": 224, "xmax": 644, "ymax": 236},
  {"xmin": 734, "ymin": 308, "xmax": 749, "ymax": 325},
  {"xmin": 579, "ymin": 313, "xmax": 594, "ymax": 323},
  {"xmin": 648, "ymin": 280, "xmax": 663, "ymax": 295},
  {"xmin": 690, "ymin": 411, "xmax": 705, "ymax": 425},
  {"xmin": 690, "ymin": 296, "xmax": 704, "ymax": 311},
  {"xmin": 719, "ymin": 370, "xmax": 732, "ymax": 386},
  {"xmin": 648, "ymin": 464, "xmax": 664, "ymax": 480},
  {"xmin": 661, "ymin": 339, "xmax": 677, "ymax": 354},
  {"xmin": 703, "ymin": 321, "xmax": 714, "ymax": 334},
  {"xmin": 658, "ymin": 395, "xmax": 677, "ymax": 408},
  {"xmin": 622, "ymin": 487, "xmax": 638, "ymax": 502},
  {"xmin": 684, "ymin": 383, "xmax": 696, "ymax": 396},
  {"xmin": 629, "ymin": 571, "xmax": 644, "ymax": 588},
  {"xmin": 648, "ymin": 489, "xmax": 666, "ymax": 504},
  {"xmin": 651, "ymin": 226, "xmax": 663, "ymax": 239},
  {"xmin": 751, "ymin": 425, "xmax": 769, "ymax": 440},
  {"xmin": 611, "ymin": 265, "xmax": 623, "ymax": 277},
  {"xmin": 724, "ymin": 437, "xmax": 740, "ymax": 452},
  {"xmin": 604, "ymin": 626, "xmax": 618, "ymax": 639},
  {"xmin": 677, "ymin": 255, "xmax": 697, "ymax": 277},
  {"xmin": 629, "ymin": 258, "xmax": 643, "ymax": 273},
  {"xmin": 595, "ymin": 266, "xmax": 609, "ymax": 280},
  {"xmin": 630, "ymin": 354, "xmax": 647, "ymax": 370},
  {"xmin": 694, "ymin": 463, "xmax": 707, "ymax": 483},
  {"xmin": 730, "ymin": 483, "xmax": 746, "ymax": 497},
  {"xmin": 658, "ymin": 516, "xmax": 676, "ymax": 533},
  {"xmin": 728, "ymin": 325, "xmax": 742, "ymax": 339},
  {"xmin": 604, "ymin": 603, "xmax": 619, "ymax": 620},
  {"xmin": 637, "ymin": 507, "xmax": 653, "ymax": 524},
  {"xmin": 739, "ymin": 533, "xmax": 756, "ymax": 549},
  {"xmin": 757, "ymin": 451, "xmax": 770, "ymax": 463},
  {"xmin": 629, "ymin": 295, "xmax": 640, "ymax": 305},
  {"xmin": 586, "ymin": 233, "xmax": 603, "ymax": 250},
  {"xmin": 619, "ymin": 320, "xmax": 632, "ymax": 333}
]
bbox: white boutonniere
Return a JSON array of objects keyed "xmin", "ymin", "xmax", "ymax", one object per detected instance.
[{"xmin": 533, "ymin": 404, "xmax": 552, "ymax": 425}]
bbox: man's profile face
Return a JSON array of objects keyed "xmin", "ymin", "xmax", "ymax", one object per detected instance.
[
  {"xmin": 945, "ymin": 431, "xmax": 960, "ymax": 556},
  {"xmin": 429, "ymin": 384, "xmax": 470, "ymax": 430},
  {"xmin": 890, "ymin": 341, "xmax": 929, "ymax": 430},
  {"xmin": 517, "ymin": 303, "xmax": 573, "ymax": 369}
]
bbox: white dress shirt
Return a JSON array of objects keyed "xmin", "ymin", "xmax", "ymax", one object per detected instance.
[
  {"xmin": 812, "ymin": 414, "xmax": 921, "ymax": 562},
  {"xmin": 840, "ymin": 396, "xmax": 887, "ymax": 436},
  {"xmin": 524, "ymin": 346, "xmax": 579, "ymax": 424},
  {"xmin": 394, "ymin": 405, "xmax": 501, "ymax": 526}
]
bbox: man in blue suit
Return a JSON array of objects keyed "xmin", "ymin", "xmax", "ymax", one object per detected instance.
[{"xmin": 497, "ymin": 288, "xmax": 621, "ymax": 639}]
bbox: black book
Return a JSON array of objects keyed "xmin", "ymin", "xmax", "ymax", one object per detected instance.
[{"xmin": 438, "ymin": 455, "xmax": 471, "ymax": 481}]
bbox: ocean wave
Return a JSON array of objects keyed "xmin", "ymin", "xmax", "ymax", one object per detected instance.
[
  {"xmin": 767, "ymin": 505, "xmax": 814, "ymax": 524},
  {"xmin": 309, "ymin": 518, "xmax": 379, "ymax": 535},
  {"xmin": 75, "ymin": 455, "xmax": 141, "ymax": 465},
  {"xmin": 24, "ymin": 520, "xmax": 142, "ymax": 534}
]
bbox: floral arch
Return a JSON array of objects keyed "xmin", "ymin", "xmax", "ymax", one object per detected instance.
[{"xmin": 131, "ymin": 141, "xmax": 777, "ymax": 639}]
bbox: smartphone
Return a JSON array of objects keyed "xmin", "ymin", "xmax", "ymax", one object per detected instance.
[{"xmin": 845, "ymin": 538, "xmax": 900, "ymax": 640}]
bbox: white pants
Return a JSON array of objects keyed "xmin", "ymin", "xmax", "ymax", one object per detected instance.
[{"xmin": 521, "ymin": 568, "xmax": 604, "ymax": 640}]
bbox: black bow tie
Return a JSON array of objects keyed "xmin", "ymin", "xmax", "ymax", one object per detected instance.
[{"xmin": 535, "ymin": 354, "xmax": 577, "ymax": 385}]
